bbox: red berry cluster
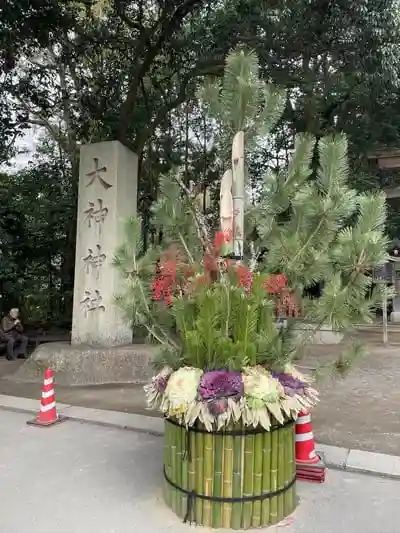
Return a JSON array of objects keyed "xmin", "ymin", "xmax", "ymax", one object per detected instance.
[
  {"xmin": 214, "ymin": 230, "xmax": 232, "ymax": 254},
  {"xmin": 150, "ymin": 234, "xmax": 298, "ymax": 317},
  {"xmin": 152, "ymin": 277, "xmax": 174, "ymax": 305},
  {"xmin": 235, "ymin": 264, "xmax": 252, "ymax": 292},
  {"xmin": 151, "ymin": 247, "xmax": 192, "ymax": 305},
  {"xmin": 262, "ymin": 274, "xmax": 288, "ymax": 294},
  {"xmin": 276, "ymin": 289, "xmax": 300, "ymax": 317}
]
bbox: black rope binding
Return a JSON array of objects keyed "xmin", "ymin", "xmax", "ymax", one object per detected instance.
[{"xmin": 164, "ymin": 466, "xmax": 297, "ymax": 524}]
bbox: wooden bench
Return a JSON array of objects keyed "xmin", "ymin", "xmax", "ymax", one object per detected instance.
[{"xmin": 0, "ymin": 333, "xmax": 71, "ymax": 357}]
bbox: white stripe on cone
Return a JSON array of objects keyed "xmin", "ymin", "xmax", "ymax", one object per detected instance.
[
  {"xmin": 40, "ymin": 401, "xmax": 56, "ymax": 412},
  {"xmin": 43, "ymin": 378, "xmax": 53, "ymax": 386},
  {"xmin": 42, "ymin": 389, "xmax": 55, "ymax": 399},
  {"xmin": 295, "ymin": 431, "xmax": 314, "ymax": 442},
  {"xmin": 296, "ymin": 414, "xmax": 311, "ymax": 424}
]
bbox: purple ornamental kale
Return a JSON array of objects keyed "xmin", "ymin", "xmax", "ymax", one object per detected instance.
[
  {"xmin": 272, "ymin": 371, "xmax": 306, "ymax": 397},
  {"xmin": 199, "ymin": 370, "xmax": 244, "ymax": 400},
  {"xmin": 199, "ymin": 370, "xmax": 244, "ymax": 416}
]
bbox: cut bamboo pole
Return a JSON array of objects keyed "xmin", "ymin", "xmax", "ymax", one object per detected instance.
[
  {"xmin": 232, "ymin": 131, "xmax": 245, "ymax": 260},
  {"xmin": 203, "ymin": 429, "xmax": 214, "ymax": 526},
  {"xmin": 195, "ymin": 426, "xmax": 204, "ymax": 525},
  {"xmin": 288, "ymin": 423, "xmax": 296, "ymax": 513},
  {"xmin": 222, "ymin": 425, "xmax": 234, "ymax": 528},
  {"xmin": 231, "ymin": 426, "xmax": 244, "ymax": 529},
  {"xmin": 188, "ymin": 428, "xmax": 196, "ymax": 488},
  {"xmin": 170, "ymin": 421, "xmax": 178, "ymax": 514},
  {"xmin": 261, "ymin": 430, "xmax": 272, "ymax": 524},
  {"xmin": 176, "ymin": 423, "xmax": 183, "ymax": 517},
  {"xmin": 163, "ymin": 419, "xmax": 171, "ymax": 507},
  {"xmin": 181, "ymin": 427, "xmax": 189, "ymax": 520},
  {"xmin": 220, "ymin": 169, "xmax": 234, "ymax": 255},
  {"xmin": 251, "ymin": 432, "xmax": 263, "ymax": 527},
  {"xmin": 212, "ymin": 433, "xmax": 224, "ymax": 528},
  {"xmin": 242, "ymin": 432, "xmax": 254, "ymax": 528},
  {"xmin": 285, "ymin": 424, "xmax": 296, "ymax": 516},
  {"xmin": 277, "ymin": 424, "xmax": 285, "ymax": 522},
  {"xmin": 269, "ymin": 428, "xmax": 279, "ymax": 525}
]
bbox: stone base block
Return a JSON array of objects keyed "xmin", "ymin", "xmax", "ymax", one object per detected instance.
[
  {"xmin": 5, "ymin": 342, "xmax": 158, "ymax": 386},
  {"xmin": 390, "ymin": 311, "xmax": 400, "ymax": 323}
]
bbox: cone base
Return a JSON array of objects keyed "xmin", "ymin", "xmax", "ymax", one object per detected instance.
[
  {"xmin": 296, "ymin": 454, "xmax": 326, "ymax": 483},
  {"xmin": 27, "ymin": 414, "xmax": 68, "ymax": 427},
  {"xmin": 296, "ymin": 466, "xmax": 326, "ymax": 483}
]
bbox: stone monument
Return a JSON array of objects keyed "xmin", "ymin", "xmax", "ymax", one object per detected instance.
[
  {"xmin": 10, "ymin": 140, "xmax": 157, "ymax": 386},
  {"xmin": 71, "ymin": 140, "xmax": 138, "ymax": 345}
]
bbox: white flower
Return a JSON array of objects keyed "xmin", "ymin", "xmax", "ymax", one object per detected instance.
[
  {"xmin": 164, "ymin": 367, "xmax": 203, "ymax": 416},
  {"xmin": 243, "ymin": 366, "xmax": 282, "ymax": 408}
]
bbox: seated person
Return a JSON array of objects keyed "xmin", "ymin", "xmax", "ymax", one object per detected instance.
[{"xmin": 0, "ymin": 308, "xmax": 28, "ymax": 360}]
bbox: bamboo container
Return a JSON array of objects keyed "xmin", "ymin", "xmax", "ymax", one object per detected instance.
[
  {"xmin": 242, "ymin": 432, "xmax": 254, "ymax": 528},
  {"xmin": 212, "ymin": 433, "xmax": 224, "ymax": 528},
  {"xmin": 251, "ymin": 432, "xmax": 263, "ymax": 527},
  {"xmin": 222, "ymin": 425, "xmax": 234, "ymax": 528},
  {"xmin": 163, "ymin": 419, "xmax": 297, "ymax": 529}
]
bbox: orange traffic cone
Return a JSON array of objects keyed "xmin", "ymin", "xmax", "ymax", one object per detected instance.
[
  {"xmin": 295, "ymin": 410, "xmax": 319, "ymax": 463},
  {"xmin": 27, "ymin": 368, "xmax": 68, "ymax": 427},
  {"xmin": 295, "ymin": 410, "xmax": 326, "ymax": 483}
]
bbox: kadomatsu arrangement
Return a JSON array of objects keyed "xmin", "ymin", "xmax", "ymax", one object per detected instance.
[{"xmin": 113, "ymin": 48, "xmax": 389, "ymax": 529}]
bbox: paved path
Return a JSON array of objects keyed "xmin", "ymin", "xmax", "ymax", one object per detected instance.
[{"xmin": 1, "ymin": 409, "xmax": 399, "ymax": 533}]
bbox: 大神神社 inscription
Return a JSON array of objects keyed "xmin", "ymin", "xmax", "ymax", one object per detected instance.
[
  {"xmin": 86, "ymin": 157, "xmax": 112, "ymax": 189},
  {"xmin": 72, "ymin": 140, "xmax": 138, "ymax": 346},
  {"xmin": 80, "ymin": 289, "xmax": 106, "ymax": 317},
  {"xmin": 82, "ymin": 245, "xmax": 106, "ymax": 278}
]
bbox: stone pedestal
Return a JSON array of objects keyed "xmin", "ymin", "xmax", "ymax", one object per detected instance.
[
  {"xmin": 72, "ymin": 141, "xmax": 138, "ymax": 346},
  {"xmin": 6, "ymin": 342, "xmax": 157, "ymax": 386},
  {"xmin": 293, "ymin": 323, "xmax": 343, "ymax": 344}
]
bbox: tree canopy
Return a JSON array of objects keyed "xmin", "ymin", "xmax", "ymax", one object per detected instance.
[{"xmin": 1, "ymin": 0, "xmax": 400, "ymax": 325}]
